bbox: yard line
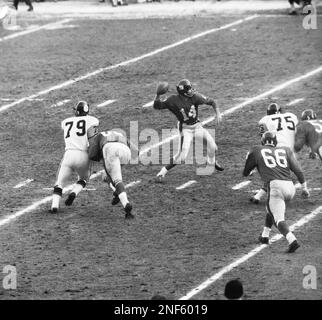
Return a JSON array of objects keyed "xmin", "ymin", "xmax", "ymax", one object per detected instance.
[
  {"xmin": 42, "ymin": 187, "xmax": 96, "ymax": 191},
  {"xmin": 286, "ymin": 98, "xmax": 305, "ymax": 106},
  {"xmin": 140, "ymin": 65, "xmax": 322, "ymax": 156},
  {"xmin": 176, "ymin": 180, "xmax": 197, "ymax": 190},
  {"xmin": 0, "ymin": 65, "xmax": 321, "ymax": 229},
  {"xmin": 142, "ymin": 100, "xmax": 154, "ymax": 108},
  {"xmin": 232, "ymin": 180, "xmax": 251, "ymax": 190},
  {"xmin": 50, "ymin": 99, "xmax": 71, "ymax": 108},
  {"xmin": 0, "ymin": 19, "xmax": 72, "ymax": 43},
  {"xmin": 179, "ymin": 205, "xmax": 322, "ymax": 300},
  {"xmin": 0, "ymin": 15, "xmax": 258, "ymax": 114},
  {"xmin": 13, "ymin": 179, "xmax": 34, "ymax": 189},
  {"xmin": 97, "ymin": 100, "xmax": 116, "ymax": 108}
]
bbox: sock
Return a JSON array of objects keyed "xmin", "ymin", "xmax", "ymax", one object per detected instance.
[
  {"xmin": 72, "ymin": 183, "xmax": 83, "ymax": 196},
  {"xmin": 262, "ymin": 227, "xmax": 271, "ymax": 238},
  {"xmin": 51, "ymin": 194, "xmax": 61, "ymax": 209},
  {"xmin": 254, "ymin": 188, "xmax": 267, "ymax": 201},
  {"xmin": 158, "ymin": 166, "xmax": 168, "ymax": 177},
  {"xmin": 286, "ymin": 232, "xmax": 297, "ymax": 244},
  {"xmin": 118, "ymin": 192, "xmax": 129, "ymax": 208}
]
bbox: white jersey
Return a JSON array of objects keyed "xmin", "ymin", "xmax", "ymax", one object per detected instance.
[
  {"xmin": 259, "ymin": 112, "xmax": 298, "ymax": 150},
  {"xmin": 61, "ymin": 115, "xmax": 99, "ymax": 151}
]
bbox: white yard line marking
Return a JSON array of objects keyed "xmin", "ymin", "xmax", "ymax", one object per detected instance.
[
  {"xmin": 179, "ymin": 205, "xmax": 322, "ymax": 300},
  {"xmin": 142, "ymin": 100, "xmax": 154, "ymax": 108},
  {"xmin": 0, "ymin": 19, "xmax": 72, "ymax": 43},
  {"xmin": 176, "ymin": 180, "xmax": 197, "ymax": 190},
  {"xmin": 97, "ymin": 100, "xmax": 116, "ymax": 108},
  {"xmin": 125, "ymin": 180, "xmax": 141, "ymax": 188},
  {"xmin": 140, "ymin": 65, "xmax": 322, "ymax": 156},
  {"xmin": 13, "ymin": 179, "xmax": 34, "ymax": 189},
  {"xmin": 0, "ymin": 15, "xmax": 258, "ymax": 114},
  {"xmin": 0, "ymin": 65, "xmax": 321, "ymax": 228},
  {"xmin": 232, "ymin": 180, "xmax": 251, "ymax": 190},
  {"xmin": 42, "ymin": 187, "xmax": 96, "ymax": 191},
  {"xmin": 50, "ymin": 99, "xmax": 71, "ymax": 108},
  {"xmin": 287, "ymin": 98, "xmax": 305, "ymax": 106}
]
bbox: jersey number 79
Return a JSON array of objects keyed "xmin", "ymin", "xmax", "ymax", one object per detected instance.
[{"xmin": 65, "ymin": 120, "xmax": 86, "ymax": 138}]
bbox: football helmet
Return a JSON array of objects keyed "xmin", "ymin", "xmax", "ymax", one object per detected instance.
[
  {"xmin": 267, "ymin": 103, "xmax": 282, "ymax": 115},
  {"xmin": 74, "ymin": 101, "xmax": 89, "ymax": 116},
  {"xmin": 176, "ymin": 79, "xmax": 195, "ymax": 97},
  {"xmin": 301, "ymin": 109, "xmax": 317, "ymax": 121},
  {"xmin": 261, "ymin": 131, "xmax": 277, "ymax": 147}
]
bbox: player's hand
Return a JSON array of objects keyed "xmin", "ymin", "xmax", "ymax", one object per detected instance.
[
  {"xmin": 309, "ymin": 151, "xmax": 317, "ymax": 159},
  {"xmin": 301, "ymin": 188, "xmax": 310, "ymax": 199}
]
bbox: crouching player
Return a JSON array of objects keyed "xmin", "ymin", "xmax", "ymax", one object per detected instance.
[
  {"xmin": 87, "ymin": 127, "xmax": 134, "ymax": 219},
  {"xmin": 243, "ymin": 131, "xmax": 310, "ymax": 253},
  {"xmin": 294, "ymin": 109, "xmax": 322, "ymax": 160}
]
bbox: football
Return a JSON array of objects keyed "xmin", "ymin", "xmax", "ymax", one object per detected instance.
[{"xmin": 156, "ymin": 81, "xmax": 169, "ymax": 95}]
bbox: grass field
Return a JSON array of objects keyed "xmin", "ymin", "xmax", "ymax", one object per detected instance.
[{"xmin": 0, "ymin": 1, "xmax": 321, "ymax": 300}]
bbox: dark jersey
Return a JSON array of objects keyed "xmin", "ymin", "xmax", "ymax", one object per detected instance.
[
  {"xmin": 153, "ymin": 92, "xmax": 214, "ymax": 126},
  {"xmin": 243, "ymin": 145, "xmax": 305, "ymax": 184},
  {"xmin": 294, "ymin": 120, "xmax": 322, "ymax": 159},
  {"xmin": 88, "ymin": 130, "xmax": 128, "ymax": 162}
]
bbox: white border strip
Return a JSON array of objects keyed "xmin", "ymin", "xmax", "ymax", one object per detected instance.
[
  {"xmin": 0, "ymin": 15, "xmax": 258, "ymax": 114},
  {"xmin": 0, "ymin": 19, "xmax": 72, "ymax": 43},
  {"xmin": 287, "ymin": 98, "xmax": 305, "ymax": 106},
  {"xmin": 179, "ymin": 205, "xmax": 322, "ymax": 300}
]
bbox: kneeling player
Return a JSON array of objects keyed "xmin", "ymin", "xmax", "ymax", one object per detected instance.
[
  {"xmin": 243, "ymin": 131, "xmax": 310, "ymax": 253},
  {"xmin": 294, "ymin": 109, "xmax": 322, "ymax": 160},
  {"xmin": 88, "ymin": 128, "xmax": 134, "ymax": 219}
]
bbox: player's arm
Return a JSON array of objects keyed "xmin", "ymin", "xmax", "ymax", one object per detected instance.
[
  {"xmin": 243, "ymin": 149, "xmax": 257, "ymax": 177},
  {"xmin": 153, "ymin": 95, "xmax": 170, "ymax": 110},
  {"xmin": 203, "ymin": 96, "xmax": 222, "ymax": 125},
  {"xmin": 288, "ymin": 150, "xmax": 309, "ymax": 198}
]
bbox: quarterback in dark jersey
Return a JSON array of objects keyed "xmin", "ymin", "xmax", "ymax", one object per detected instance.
[
  {"xmin": 243, "ymin": 131, "xmax": 309, "ymax": 253},
  {"xmin": 294, "ymin": 109, "xmax": 322, "ymax": 160},
  {"xmin": 87, "ymin": 128, "xmax": 134, "ymax": 219},
  {"xmin": 153, "ymin": 79, "xmax": 223, "ymax": 180}
]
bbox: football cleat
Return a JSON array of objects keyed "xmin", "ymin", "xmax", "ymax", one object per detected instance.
[
  {"xmin": 258, "ymin": 236, "xmax": 269, "ymax": 244},
  {"xmin": 49, "ymin": 208, "xmax": 58, "ymax": 214},
  {"xmin": 155, "ymin": 174, "xmax": 165, "ymax": 183},
  {"xmin": 65, "ymin": 192, "xmax": 76, "ymax": 206},
  {"xmin": 250, "ymin": 197, "xmax": 260, "ymax": 204},
  {"xmin": 215, "ymin": 161, "xmax": 224, "ymax": 171},
  {"xmin": 124, "ymin": 203, "xmax": 134, "ymax": 219},
  {"xmin": 111, "ymin": 192, "xmax": 120, "ymax": 206},
  {"xmin": 287, "ymin": 240, "xmax": 300, "ymax": 253}
]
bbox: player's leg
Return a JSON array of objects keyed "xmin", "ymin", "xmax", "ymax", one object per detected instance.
[
  {"xmin": 258, "ymin": 211, "xmax": 274, "ymax": 244},
  {"xmin": 51, "ymin": 154, "xmax": 73, "ymax": 212},
  {"xmin": 267, "ymin": 181, "xmax": 299, "ymax": 252},
  {"xmin": 103, "ymin": 144, "xmax": 133, "ymax": 219},
  {"xmin": 197, "ymin": 126, "xmax": 224, "ymax": 171},
  {"xmin": 156, "ymin": 128, "xmax": 193, "ymax": 180},
  {"xmin": 65, "ymin": 151, "xmax": 90, "ymax": 206}
]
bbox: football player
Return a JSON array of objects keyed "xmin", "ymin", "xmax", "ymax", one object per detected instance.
[
  {"xmin": 50, "ymin": 101, "xmax": 99, "ymax": 213},
  {"xmin": 87, "ymin": 128, "xmax": 134, "ymax": 219},
  {"xmin": 251, "ymin": 103, "xmax": 298, "ymax": 204},
  {"xmin": 243, "ymin": 131, "xmax": 309, "ymax": 253},
  {"xmin": 153, "ymin": 79, "xmax": 223, "ymax": 181},
  {"xmin": 294, "ymin": 109, "xmax": 322, "ymax": 160}
]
